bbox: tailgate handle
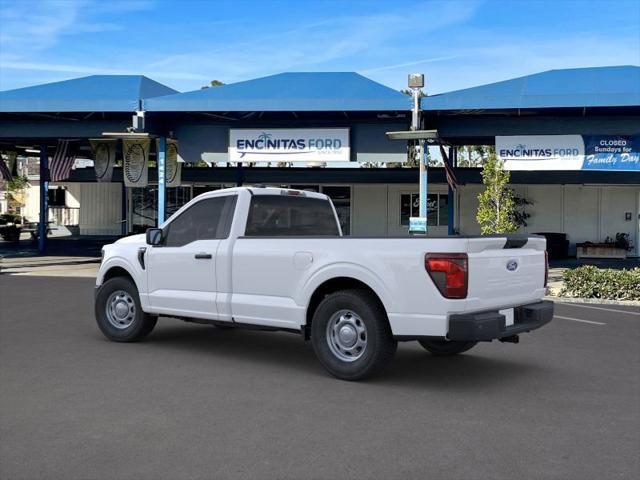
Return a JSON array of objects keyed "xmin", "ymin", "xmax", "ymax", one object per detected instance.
[{"xmin": 194, "ymin": 252, "xmax": 212, "ymax": 260}]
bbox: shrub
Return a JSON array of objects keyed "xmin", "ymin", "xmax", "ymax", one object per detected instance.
[{"xmin": 560, "ymin": 265, "xmax": 640, "ymax": 301}]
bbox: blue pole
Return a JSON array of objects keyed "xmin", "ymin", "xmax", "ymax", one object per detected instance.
[
  {"xmin": 38, "ymin": 144, "xmax": 48, "ymax": 254},
  {"xmin": 157, "ymin": 137, "xmax": 166, "ymax": 225},
  {"xmin": 419, "ymin": 140, "xmax": 428, "ymax": 219},
  {"xmin": 447, "ymin": 146, "xmax": 455, "ymax": 235},
  {"xmin": 121, "ymin": 182, "xmax": 127, "ymax": 236}
]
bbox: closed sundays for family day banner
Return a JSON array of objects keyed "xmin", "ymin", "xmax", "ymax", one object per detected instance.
[
  {"xmin": 496, "ymin": 135, "xmax": 640, "ymax": 171},
  {"xmin": 229, "ymin": 128, "xmax": 350, "ymax": 162}
]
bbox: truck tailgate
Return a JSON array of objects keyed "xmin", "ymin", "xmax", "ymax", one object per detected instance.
[{"xmin": 465, "ymin": 236, "xmax": 547, "ymax": 312}]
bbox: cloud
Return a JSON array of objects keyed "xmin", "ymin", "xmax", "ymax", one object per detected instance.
[{"xmin": 361, "ymin": 56, "xmax": 459, "ymax": 74}]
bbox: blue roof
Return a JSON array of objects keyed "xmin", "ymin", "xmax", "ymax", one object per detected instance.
[
  {"xmin": 0, "ymin": 75, "xmax": 178, "ymax": 113},
  {"xmin": 422, "ymin": 66, "xmax": 640, "ymax": 111},
  {"xmin": 145, "ymin": 72, "xmax": 411, "ymax": 112}
]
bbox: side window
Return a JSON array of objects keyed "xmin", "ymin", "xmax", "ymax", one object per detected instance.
[
  {"xmin": 245, "ymin": 195, "xmax": 339, "ymax": 236},
  {"xmin": 164, "ymin": 195, "xmax": 236, "ymax": 247}
]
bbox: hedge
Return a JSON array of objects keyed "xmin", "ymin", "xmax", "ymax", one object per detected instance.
[{"xmin": 560, "ymin": 265, "xmax": 640, "ymax": 301}]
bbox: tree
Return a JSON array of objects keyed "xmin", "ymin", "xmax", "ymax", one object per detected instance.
[
  {"xmin": 476, "ymin": 153, "xmax": 517, "ymax": 234},
  {"xmin": 201, "ymin": 79, "xmax": 225, "ymax": 89}
]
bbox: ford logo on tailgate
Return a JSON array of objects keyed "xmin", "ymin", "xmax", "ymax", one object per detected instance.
[{"xmin": 506, "ymin": 259, "xmax": 519, "ymax": 272}]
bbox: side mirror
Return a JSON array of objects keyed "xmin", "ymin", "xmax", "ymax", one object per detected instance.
[{"xmin": 146, "ymin": 228, "xmax": 163, "ymax": 246}]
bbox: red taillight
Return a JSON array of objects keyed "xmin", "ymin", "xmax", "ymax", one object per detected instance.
[
  {"xmin": 544, "ymin": 250, "xmax": 549, "ymax": 288},
  {"xmin": 425, "ymin": 253, "xmax": 468, "ymax": 299}
]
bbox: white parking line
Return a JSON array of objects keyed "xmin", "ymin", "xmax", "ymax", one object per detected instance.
[
  {"xmin": 559, "ymin": 303, "xmax": 640, "ymax": 316},
  {"xmin": 554, "ymin": 315, "xmax": 606, "ymax": 326}
]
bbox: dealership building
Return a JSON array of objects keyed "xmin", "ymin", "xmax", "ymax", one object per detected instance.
[{"xmin": 1, "ymin": 66, "xmax": 639, "ymax": 256}]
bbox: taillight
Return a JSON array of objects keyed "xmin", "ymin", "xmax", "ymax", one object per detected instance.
[
  {"xmin": 425, "ymin": 253, "xmax": 468, "ymax": 299},
  {"xmin": 544, "ymin": 250, "xmax": 549, "ymax": 288}
]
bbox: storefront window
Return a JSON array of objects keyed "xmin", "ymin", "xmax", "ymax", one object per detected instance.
[
  {"xmin": 131, "ymin": 187, "xmax": 157, "ymax": 234},
  {"xmin": 166, "ymin": 186, "xmax": 192, "ymax": 218},
  {"xmin": 322, "ymin": 186, "xmax": 351, "ymax": 235},
  {"xmin": 400, "ymin": 193, "xmax": 448, "ymax": 227}
]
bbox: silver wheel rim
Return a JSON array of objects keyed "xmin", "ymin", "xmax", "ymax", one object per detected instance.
[
  {"xmin": 105, "ymin": 290, "xmax": 136, "ymax": 330},
  {"xmin": 326, "ymin": 309, "xmax": 367, "ymax": 362}
]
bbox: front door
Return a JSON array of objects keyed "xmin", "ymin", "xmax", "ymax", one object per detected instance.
[{"xmin": 146, "ymin": 195, "xmax": 236, "ymax": 319}]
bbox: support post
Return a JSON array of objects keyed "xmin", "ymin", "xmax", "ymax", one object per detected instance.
[
  {"xmin": 121, "ymin": 182, "xmax": 127, "ymax": 236},
  {"xmin": 447, "ymin": 146, "xmax": 456, "ymax": 235},
  {"xmin": 236, "ymin": 162, "xmax": 244, "ymax": 186},
  {"xmin": 38, "ymin": 145, "xmax": 48, "ymax": 254},
  {"xmin": 157, "ymin": 137, "xmax": 166, "ymax": 225}
]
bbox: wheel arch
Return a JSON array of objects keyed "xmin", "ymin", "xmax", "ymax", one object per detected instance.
[{"xmin": 304, "ymin": 276, "xmax": 389, "ymax": 340}]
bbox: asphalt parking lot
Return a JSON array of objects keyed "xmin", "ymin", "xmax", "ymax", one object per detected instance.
[{"xmin": 1, "ymin": 275, "xmax": 638, "ymax": 480}]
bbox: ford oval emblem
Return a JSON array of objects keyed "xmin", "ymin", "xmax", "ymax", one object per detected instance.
[{"xmin": 506, "ymin": 260, "xmax": 519, "ymax": 272}]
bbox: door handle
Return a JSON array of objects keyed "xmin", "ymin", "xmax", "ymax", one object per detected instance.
[{"xmin": 194, "ymin": 253, "xmax": 212, "ymax": 259}]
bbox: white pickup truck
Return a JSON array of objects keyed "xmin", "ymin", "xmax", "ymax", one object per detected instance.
[{"xmin": 95, "ymin": 186, "xmax": 553, "ymax": 380}]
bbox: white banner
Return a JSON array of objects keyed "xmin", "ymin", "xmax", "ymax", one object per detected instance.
[
  {"xmin": 90, "ymin": 139, "xmax": 116, "ymax": 182},
  {"xmin": 229, "ymin": 128, "xmax": 350, "ymax": 162},
  {"xmin": 123, "ymin": 138, "xmax": 149, "ymax": 187},
  {"xmin": 497, "ymin": 135, "xmax": 585, "ymax": 170}
]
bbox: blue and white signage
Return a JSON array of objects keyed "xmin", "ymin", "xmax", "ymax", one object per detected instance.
[
  {"xmin": 497, "ymin": 135, "xmax": 584, "ymax": 170},
  {"xmin": 409, "ymin": 217, "xmax": 427, "ymax": 234},
  {"xmin": 582, "ymin": 136, "xmax": 640, "ymax": 171},
  {"xmin": 229, "ymin": 128, "xmax": 350, "ymax": 162},
  {"xmin": 497, "ymin": 135, "xmax": 640, "ymax": 171}
]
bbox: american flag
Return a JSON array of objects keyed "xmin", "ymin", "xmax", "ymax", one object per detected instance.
[
  {"xmin": 0, "ymin": 156, "xmax": 12, "ymax": 181},
  {"xmin": 49, "ymin": 140, "xmax": 78, "ymax": 182},
  {"xmin": 439, "ymin": 145, "xmax": 458, "ymax": 190}
]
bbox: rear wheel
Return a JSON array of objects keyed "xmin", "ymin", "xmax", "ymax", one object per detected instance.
[
  {"xmin": 95, "ymin": 277, "xmax": 157, "ymax": 342},
  {"xmin": 418, "ymin": 339, "xmax": 476, "ymax": 356},
  {"xmin": 311, "ymin": 289, "xmax": 396, "ymax": 381}
]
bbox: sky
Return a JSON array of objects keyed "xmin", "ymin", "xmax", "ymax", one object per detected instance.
[{"xmin": 0, "ymin": 0, "xmax": 639, "ymax": 94}]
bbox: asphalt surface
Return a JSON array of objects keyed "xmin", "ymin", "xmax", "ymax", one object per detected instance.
[{"xmin": 1, "ymin": 275, "xmax": 638, "ymax": 480}]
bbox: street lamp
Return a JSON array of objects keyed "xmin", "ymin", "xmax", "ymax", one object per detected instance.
[{"xmin": 409, "ymin": 74, "xmax": 427, "ymax": 233}]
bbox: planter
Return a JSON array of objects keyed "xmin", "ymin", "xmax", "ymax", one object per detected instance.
[{"xmin": 576, "ymin": 243, "xmax": 627, "ymax": 259}]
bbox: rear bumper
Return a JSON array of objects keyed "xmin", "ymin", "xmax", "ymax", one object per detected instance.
[{"xmin": 447, "ymin": 300, "xmax": 554, "ymax": 341}]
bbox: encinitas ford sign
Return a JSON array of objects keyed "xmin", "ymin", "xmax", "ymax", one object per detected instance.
[
  {"xmin": 229, "ymin": 128, "xmax": 350, "ymax": 162},
  {"xmin": 497, "ymin": 135, "xmax": 640, "ymax": 171}
]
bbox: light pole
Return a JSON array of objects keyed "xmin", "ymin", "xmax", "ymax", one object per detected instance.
[{"xmin": 408, "ymin": 74, "xmax": 427, "ymax": 224}]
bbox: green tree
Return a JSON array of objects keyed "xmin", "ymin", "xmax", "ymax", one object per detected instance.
[
  {"xmin": 476, "ymin": 153, "xmax": 517, "ymax": 234},
  {"xmin": 201, "ymin": 79, "xmax": 225, "ymax": 89}
]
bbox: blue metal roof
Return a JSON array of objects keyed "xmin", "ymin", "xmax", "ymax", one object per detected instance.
[
  {"xmin": 0, "ymin": 75, "xmax": 178, "ymax": 113},
  {"xmin": 422, "ymin": 66, "xmax": 640, "ymax": 111},
  {"xmin": 145, "ymin": 72, "xmax": 411, "ymax": 112}
]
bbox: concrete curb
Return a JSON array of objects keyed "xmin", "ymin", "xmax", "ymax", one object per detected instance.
[{"xmin": 545, "ymin": 295, "xmax": 640, "ymax": 307}]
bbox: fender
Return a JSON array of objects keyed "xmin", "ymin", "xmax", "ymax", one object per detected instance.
[
  {"xmin": 297, "ymin": 261, "xmax": 395, "ymax": 315},
  {"xmin": 97, "ymin": 255, "xmax": 144, "ymax": 291}
]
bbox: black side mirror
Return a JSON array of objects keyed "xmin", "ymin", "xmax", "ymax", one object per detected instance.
[{"xmin": 146, "ymin": 228, "xmax": 163, "ymax": 246}]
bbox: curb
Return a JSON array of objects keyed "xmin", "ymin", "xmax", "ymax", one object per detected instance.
[{"xmin": 545, "ymin": 295, "xmax": 640, "ymax": 307}]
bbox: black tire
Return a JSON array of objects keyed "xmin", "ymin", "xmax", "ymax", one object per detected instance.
[
  {"xmin": 311, "ymin": 289, "xmax": 397, "ymax": 381},
  {"xmin": 94, "ymin": 276, "xmax": 157, "ymax": 342},
  {"xmin": 418, "ymin": 339, "xmax": 477, "ymax": 356}
]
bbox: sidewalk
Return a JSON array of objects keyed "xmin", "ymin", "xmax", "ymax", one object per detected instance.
[{"xmin": 0, "ymin": 255, "xmax": 100, "ymax": 277}]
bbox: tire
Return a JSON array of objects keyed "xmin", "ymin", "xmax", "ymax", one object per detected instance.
[
  {"xmin": 95, "ymin": 276, "xmax": 157, "ymax": 342},
  {"xmin": 311, "ymin": 289, "xmax": 397, "ymax": 381},
  {"xmin": 418, "ymin": 339, "xmax": 477, "ymax": 356}
]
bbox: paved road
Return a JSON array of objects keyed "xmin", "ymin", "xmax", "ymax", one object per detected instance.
[{"xmin": 1, "ymin": 275, "xmax": 638, "ymax": 480}]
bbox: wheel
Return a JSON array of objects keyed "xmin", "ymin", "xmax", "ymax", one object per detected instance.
[
  {"xmin": 418, "ymin": 339, "xmax": 477, "ymax": 356},
  {"xmin": 311, "ymin": 289, "xmax": 397, "ymax": 381},
  {"xmin": 94, "ymin": 276, "xmax": 157, "ymax": 342}
]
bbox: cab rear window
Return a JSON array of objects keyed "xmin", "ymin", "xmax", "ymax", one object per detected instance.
[{"xmin": 245, "ymin": 195, "xmax": 340, "ymax": 236}]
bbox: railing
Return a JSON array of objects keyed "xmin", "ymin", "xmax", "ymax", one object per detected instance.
[{"xmin": 48, "ymin": 207, "xmax": 79, "ymax": 226}]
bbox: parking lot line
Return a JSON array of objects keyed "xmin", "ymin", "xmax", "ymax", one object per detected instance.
[
  {"xmin": 554, "ymin": 315, "xmax": 606, "ymax": 326},
  {"xmin": 558, "ymin": 303, "xmax": 640, "ymax": 316}
]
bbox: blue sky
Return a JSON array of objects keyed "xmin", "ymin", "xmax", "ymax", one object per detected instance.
[{"xmin": 0, "ymin": 0, "xmax": 638, "ymax": 94}]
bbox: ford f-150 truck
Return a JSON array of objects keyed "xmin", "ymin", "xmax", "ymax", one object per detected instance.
[{"xmin": 95, "ymin": 186, "xmax": 553, "ymax": 380}]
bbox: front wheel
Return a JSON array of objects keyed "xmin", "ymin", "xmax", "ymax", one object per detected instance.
[
  {"xmin": 311, "ymin": 289, "xmax": 397, "ymax": 381},
  {"xmin": 95, "ymin": 277, "xmax": 157, "ymax": 342},
  {"xmin": 418, "ymin": 339, "xmax": 477, "ymax": 356}
]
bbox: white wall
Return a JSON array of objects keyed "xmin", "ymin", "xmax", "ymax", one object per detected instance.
[
  {"xmin": 78, "ymin": 182, "xmax": 122, "ymax": 235},
  {"xmin": 458, "ymin": 183, "xmax": 639, "ymax": 256},
  {"xmin": 352, "ymin": 184, "xmax": 388, "ymax": 236}
]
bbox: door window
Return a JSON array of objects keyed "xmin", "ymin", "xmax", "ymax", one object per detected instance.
[{"xmin": 163, "ymin": 195, "xmax": 236, "ymax": 247}]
